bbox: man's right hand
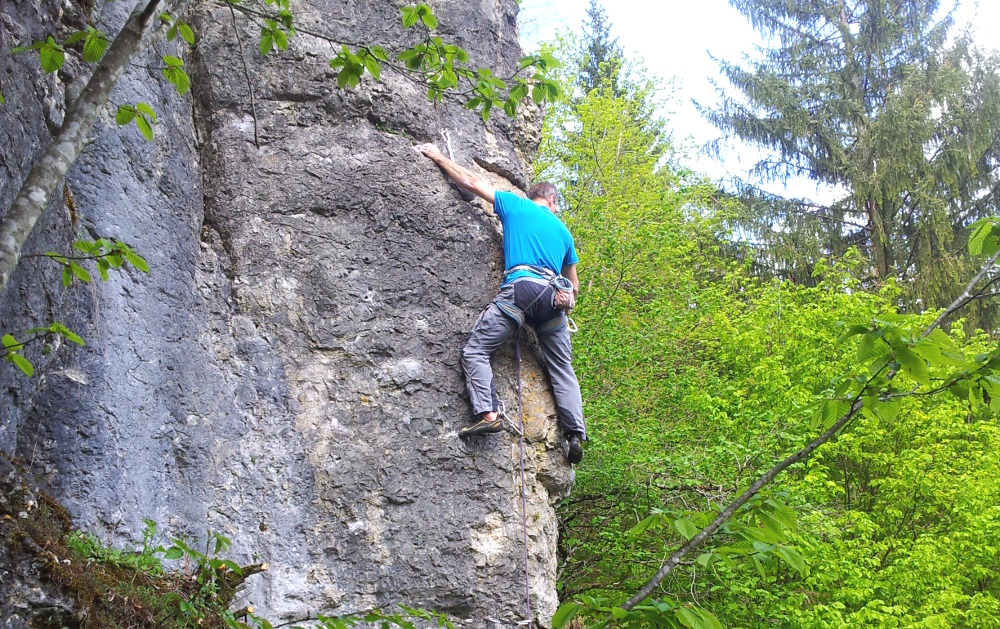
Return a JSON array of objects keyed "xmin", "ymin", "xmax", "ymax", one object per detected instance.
[
  {"xmin": 415, "ymin": 143, "xmax": 443, "ymax": 161},
  {"xmin": 414, "ymin": 142, "xmax": 496, "ymax": 204}
]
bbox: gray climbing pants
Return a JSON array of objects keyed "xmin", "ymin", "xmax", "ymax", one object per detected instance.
[{"xmin": 461, "ymin": 282, "xmax": 587, "ymax": 438}]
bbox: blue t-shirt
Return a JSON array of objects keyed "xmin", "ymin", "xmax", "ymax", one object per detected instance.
[{"xmin": 493, "ymin": 191, "xmax": 579, "ymax": 284}]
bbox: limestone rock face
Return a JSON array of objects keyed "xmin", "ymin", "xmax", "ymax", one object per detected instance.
[{"xmin": 0, "ymin": 0, "xmax": 573, "ymax": 626}]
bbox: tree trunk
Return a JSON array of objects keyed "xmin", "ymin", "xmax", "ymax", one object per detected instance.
[{"xmin": 0, "ymin": 0, "xmax": 164, "ymax": 294}]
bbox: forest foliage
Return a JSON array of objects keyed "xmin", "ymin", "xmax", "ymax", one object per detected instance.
[{"xmin": 544, "ymin": 1, "xmax": 1000, "ymax": 627}]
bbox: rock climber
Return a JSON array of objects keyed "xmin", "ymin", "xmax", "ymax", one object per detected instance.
[{"xmin": 415, "ymin": 143, "xmax": 587, "ymax": 464}]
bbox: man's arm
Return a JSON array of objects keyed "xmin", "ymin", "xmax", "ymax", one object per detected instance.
[
  {"xmin": 415, "ymin": 143, "xmax": 496, "ymax": 204},
  {"xmin": 562, "ymin": 264, "xmax": 580, "ymax": 298}
]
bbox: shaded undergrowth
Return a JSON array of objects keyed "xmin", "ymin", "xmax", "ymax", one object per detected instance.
[{"xmin": 1, "ymin": 455, "xmax": 262, "ymax": 628}]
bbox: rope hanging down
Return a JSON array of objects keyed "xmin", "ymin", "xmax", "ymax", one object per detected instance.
[{"xmin": 514, "ymin": 329, "xmax": 533, "ymax": 625}]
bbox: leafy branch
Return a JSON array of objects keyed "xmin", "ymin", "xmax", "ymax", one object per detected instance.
[
  {"xmin": 3, "ymin": 238, "xmax": 149, "ymax": 377},
  {"xmin": 2, "ymin": 324, "xmax": 84, "ymax": 377},
  {"xmin": 226, "ymin": 0, "xmax": 561, "ymax": 122}
]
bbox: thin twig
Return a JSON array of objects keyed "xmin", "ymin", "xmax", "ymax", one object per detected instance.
[
  {"xmin": 925, "ymin": 249, "xmax": 1000, "ymax": 336},
  {"xmin": 229, "ymin": 4, "xmax": 260, "ymax": 148}
]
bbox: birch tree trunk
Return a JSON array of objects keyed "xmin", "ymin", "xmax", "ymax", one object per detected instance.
[{"xmin": 0, "ymin": 0, "xmax": 164, "ymax": 294}]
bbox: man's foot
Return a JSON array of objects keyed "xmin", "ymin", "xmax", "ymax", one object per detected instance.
[
  {"xmin": 459, "ymin": 413, "xmax": 503, "ymax": 438},
  {"xmin": 567, "ymin": 432, "xmax": 583, "ymax": 464}
]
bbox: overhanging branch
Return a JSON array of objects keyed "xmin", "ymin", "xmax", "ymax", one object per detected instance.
[{"xmin": 0, "ymin": 0, "xmax": 168, "ymax": 295}]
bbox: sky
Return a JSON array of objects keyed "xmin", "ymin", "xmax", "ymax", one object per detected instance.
[{"xmin": 517, "ymin": 0, "xmax": 1000, "ymax": 200}]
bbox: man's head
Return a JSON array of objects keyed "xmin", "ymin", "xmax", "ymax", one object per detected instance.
[{"xmin": 527, "ymin": 182, "xmax": 559, "ymax": 213}]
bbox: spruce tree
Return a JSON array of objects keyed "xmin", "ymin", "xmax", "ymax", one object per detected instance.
[
  {"xmin": 578, "ymin": 0, "xmax": 625, "ymax": 96},
  {"xmin": 706, "ymin": 0, "xmax": 1000, "ymax": 324}
]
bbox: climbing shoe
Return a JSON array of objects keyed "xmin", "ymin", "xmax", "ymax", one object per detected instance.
[
  {"xmin": 567, "ymin": 432, "xmax": 583, "ymax": 464},
  {"xmin": 459, "ymin": 415, "xmax": 503, "ymax": 438}
]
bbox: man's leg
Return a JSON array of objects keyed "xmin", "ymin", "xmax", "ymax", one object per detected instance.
[
  {"xmin": 535, "ymin": 316, "xmax": 587, "ymax": 440},
  {"xmin": 461, "ymin": 288, "xmax": 517, "ymax": 430}
]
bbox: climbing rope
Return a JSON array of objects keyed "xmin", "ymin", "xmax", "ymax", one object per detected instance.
[{"xmin": 514, "ymin": 328, "xmax": 533, "ymax": 625}]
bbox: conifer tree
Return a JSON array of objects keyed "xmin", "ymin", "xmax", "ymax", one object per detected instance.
[
  {"xmin": 578, "ymin": 0, "xmax": 625, "ymax": 96},
  {"xmin": 706, "ymin": 0, "xmax": 1000, "ymax": 323}
]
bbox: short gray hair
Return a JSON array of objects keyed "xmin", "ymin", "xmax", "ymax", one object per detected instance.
[{"xmin": 527, "ymin": 182, "xmax": 558, "ymax": 204}]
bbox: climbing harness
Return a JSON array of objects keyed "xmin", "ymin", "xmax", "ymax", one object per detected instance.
[{"xmin": 500, "ymin": 265, "xmax": 579, "ymax": 331}]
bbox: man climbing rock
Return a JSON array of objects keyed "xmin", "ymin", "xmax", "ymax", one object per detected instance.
[{"xmin": 416, "ymin": 143, "xmax": 587, "ymax": 464}]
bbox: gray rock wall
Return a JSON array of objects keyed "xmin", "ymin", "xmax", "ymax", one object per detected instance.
[{"xmin": 0, "ymin": 0, "xmax": 573, "ymax": 626}]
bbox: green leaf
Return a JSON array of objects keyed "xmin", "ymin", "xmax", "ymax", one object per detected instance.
[
  {"xmin": 968, "ymin": 218, "xmax": 998, "ymax": 256},
  {"xmin": 43, "ymin": 251, "xmax": 68, "ymax": 264},
  {"xmin": 82, "ymin": 31, "xmax": 108, "ymax": 63},
  {"xmin": 0, "ymin": 91, "xmax": 4, "ymax": 105},
  {"xmin": 163, "ymin": 66, "xmax": 191, "ymax": 95},
  {"xmin": 11, "ymin": 43, "xmax": 40, "ymax": 55},
  {"xmin": 178, "ymin": 23, "xmax": 196, "ymax": 45},
  {"xmin": 856, "ymin": 332, "xmax": 875, "ymax": 362},
  {"xmin": 364, "ymin": 55, "xmax": 381, "ymax": 80},
  {"xmin": 2, "ymin": 334, "xmax": 19, "ymax": 350},
  {"xmin": 401, "ymin": 7, "xmax": 419, "ymax": 28},
  {"xmin": 837, "ymin": 323, "xmax": 869, "ymax": 343},
  {"xmin": 69, "ymin": 262, "xmax": 91, "ymax": 283},
  {"xmin": 72, "ymin": 240, "xmax": 96, "ymax": 255},
  {"xmin": 674, "ymin": 518, "xmax": 698, "ymax": 540},
  {"xmin": 162, "ymin": 55, "xmax": 184, "ymax": 67},
  {"xmin": 64, "ymin": 31, "xmax": 88, "ymax": 46},
  {"xmin": 756, "ymin": 510, "xmax": 788, "ymax": 543},
  {"xmin": 163, "ymin": 546, "xmax": 184, "ymax": 560},
  {"xmin": 420, "ymin": 10, "xmax": 438, "ymax": 29},
  {"xmin": 122, "ymin": 249, "xmax": 149, "ymax": 273},
  {"xmin": 167, "ymin": 23, "xmax": 178, "ymax": 42},
  {"xmin": 896, "ymin": 345, "xmax": 930, "ymax": 386},
  {"xmin": 135, "ymin": 102, "xmax": 157, "ymax": 121},
  {"xmin": 764, "ymin": 499, "xmax": 797, "ymax": 530},
  {"xmin": 531, "ymin": 84, "xmax": 545, "ymax": 104},
  {"xmin": 39, "ymin": 37, "xmax": 65, "ymax": 73},
  {"xmin": 628, "ymin": 514, "xmax": 660, "ymax": 539},
  {"xmin": 10, "ymin": 353, "xmax": 34, "ymax": 377},
  {"xmin": 775, "ymin": 545, "xmax": 807, "ymax": 575},
  {"xmin": 52, "ymin": 323, "xmax": 84, "ymax": 346},
  {"xmin": 115, "ymin": 105, "xmax": 136, "ymax": 126},
  {"xmin": 135, "ymin": 114, "xmax": 154, "ymax": 141},
  {"xmin": 260, "ymin": 32, "xmax": 273, "ymax": 56},
  {"xmin": 62, "ymin": 266, "xmax": 72, "ymax": 287},
  {"xmin": 274, "ymin": 29, "xmax": 289, "ymax": 51},
  {"xmin": 551, "ymin": 602, "xmax": 582, "ymax": 629},
  {"xmin": 675, "ymin": 606, "xmax": 702, "ymax": 629},
  {"xmin": 611, "ymin": 607, "xmax": 628, "ymax": 620}
]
